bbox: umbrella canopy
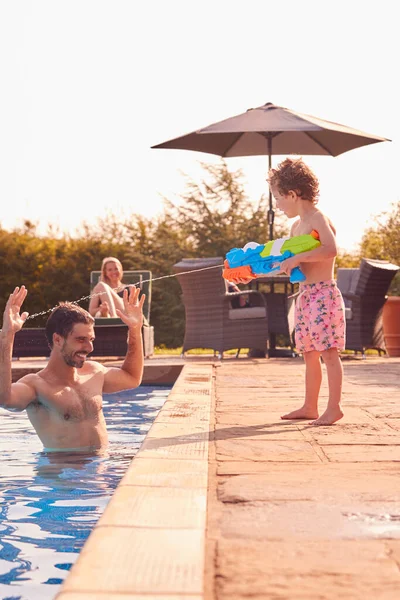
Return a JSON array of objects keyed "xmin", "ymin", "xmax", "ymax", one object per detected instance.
[{"xmin": 152, "ymin": 102, "xmax": 390, "ymax": 238}]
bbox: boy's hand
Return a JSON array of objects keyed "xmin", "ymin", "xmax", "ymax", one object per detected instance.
[
  {"xmin": 279, "ymin": 255, "xmax": 300, "ymax": 276},
  {"xmin": 116, "ymin": 287, "xmax": 145, "ymax": 330},
  {"xmin": 2, "ymin": 286, "xmax": 29, "ymax": 335}
]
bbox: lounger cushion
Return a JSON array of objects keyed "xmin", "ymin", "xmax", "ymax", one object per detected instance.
[
  {"xmin": 345, "ymin": 307, "xmax": 353, "ymax": 320},
  {"xmin": 228, "ymin": 307, "xmax": 267, "ymax": 320}
]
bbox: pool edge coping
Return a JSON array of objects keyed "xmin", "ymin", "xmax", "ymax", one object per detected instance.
[{"xmin": 55, "ymin": 361, "xmax": 215, "ymax": 599}]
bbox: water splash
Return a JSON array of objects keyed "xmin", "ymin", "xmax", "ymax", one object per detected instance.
[{"xmin": 25, "ymin": 264, "xmax": 223, "ymax": 322}]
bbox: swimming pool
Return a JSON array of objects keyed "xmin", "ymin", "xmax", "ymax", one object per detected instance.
[{"xmin": 0, "ymin": 385, "xmax": 170, "ymax": 600}]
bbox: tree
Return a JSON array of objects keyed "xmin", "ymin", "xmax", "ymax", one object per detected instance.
[
  {"xmin": 162, "ymin": 160, "xmax": 289, "ymax": 258},
  {"xmin": 0, "ymin": 162, "xmax": 290, "ymax": 348},
  {"xmin": 336, "ymin": 250, "xmax": 362, "ymax": 269},
  {"xmin": 359, "ymin": 201, "xmax": 400, "ymax": 294},
  {"xmin": 156, "ymin": 160, "xmax": 291, "ymax": 346},
  {"xmin": 0, "ymin": 221, "xmax": 129, "ymax": 326}
]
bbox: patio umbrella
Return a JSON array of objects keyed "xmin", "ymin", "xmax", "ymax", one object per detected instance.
[{"xmin": 152, "ymin": 102, "xmax": 390, "ymax": 239}]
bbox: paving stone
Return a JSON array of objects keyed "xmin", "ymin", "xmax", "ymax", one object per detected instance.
[
  {"xmin": 215, "ymin": 422, "xmax": 305, "ymax": 441},
  {"xmin": 147, "ymin": 421, "xmax": 211, "ymax": 437},
  {"xmin": 62, "ymin": 527, "xmax": 204, "ymax": 594},
  {"xmin": 57, "ymin": 594, "xmax": 201, "ymax": 600},
  {"xmin": 216, "ymin": 539, "xmax": 400, "ymax": 599},
  {"xmin": 98, "ymin": 485, "xmax": 206, "ymax": 529},
  {"xmin": 218, "ymin": 464, "xmax": 400, "ymax": 503},
  {"xmin": 220, "ymin": 501, "xmax": 400, "ymax": 540},
  {"xmin": 322, "ymin": 444, "xmax": 400, "ymax": 462},
  {"xmin": 216, "ymin": 438, "xmax": 321, "ymax": 462},
  {"xmin": 120, "ymin": 457, "xmax": 208, "ymax": 489},
  {"xmin": 138, "ymin": 433, "xmax": 209, "ymax": 460}
]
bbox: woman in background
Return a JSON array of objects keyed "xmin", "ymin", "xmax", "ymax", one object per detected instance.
[{"xmin": 89, "ymin": 257, "xmax": 130, "ymax": 318}]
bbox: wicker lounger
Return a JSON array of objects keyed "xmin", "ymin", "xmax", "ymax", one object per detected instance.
[
  {"xmin": 173, "ymin": 257, "xmax": 269, "ymax": 358},
  {"xmin": 337, "ymin": 258, "xmax": 400, "ymax": 356}
]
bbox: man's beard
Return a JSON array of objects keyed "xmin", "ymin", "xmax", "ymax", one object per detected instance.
[{"xmin": 61, "ymin": 344, "xmax": 86, "ymax": 368}]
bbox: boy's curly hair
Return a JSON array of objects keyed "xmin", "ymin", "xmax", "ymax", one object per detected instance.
[{"xmin": 268, "ymin": 157, "xmax": 320, "ymax": 203}]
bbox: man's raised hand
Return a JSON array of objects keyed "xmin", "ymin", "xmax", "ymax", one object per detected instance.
[
  {"xmin": 2, "ymin": 286, "xmax": 29, "ymax": 334},
  {"xmin": 116, "ymin": 286, "xmax": 145, "ymax": 330}
]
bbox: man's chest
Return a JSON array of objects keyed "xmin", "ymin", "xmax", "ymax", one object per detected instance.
[{"xmin": 34, "ymin": 379, "xmax": 104, "ymax": 422}]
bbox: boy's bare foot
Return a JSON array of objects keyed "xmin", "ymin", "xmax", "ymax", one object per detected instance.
[
  {"xmin": 310, "ymin": 407, "xmax": 343, "ymax": 426},
  {"xmin": 281, "ymin": 407, "xmax": 318, "ymax": 420}
]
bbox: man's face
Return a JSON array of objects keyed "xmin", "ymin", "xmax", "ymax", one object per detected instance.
[{"xmin": 60, "ymin": 323, "xmax": 95, "ymax": 368}]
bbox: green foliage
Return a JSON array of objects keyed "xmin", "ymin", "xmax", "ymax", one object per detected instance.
[
  {"xmin": 0, "ymin": 221, "xmax": 129, "ymax": 327},
  {"xmin": 359, "ymin": 201, "xmax": 400, "ymax": 295},
  {"xmin": 335, "ymin": 250, "xmax": 362, "ymax": 269},
  {"xmin": 157, "ymin": 160, "xmax": 290, "ymax": 344},
  {"xmin": 163, "ymin": 160, "xmax": 289, "ymax": 258},
  {"xmin": 0, "ymin": 161, "xmax": 308, "ymax": 347}
]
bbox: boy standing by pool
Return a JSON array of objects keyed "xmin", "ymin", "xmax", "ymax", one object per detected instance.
[{"xmin": 268, "ymin": 157, "xmax": 346, "ymax": 426}]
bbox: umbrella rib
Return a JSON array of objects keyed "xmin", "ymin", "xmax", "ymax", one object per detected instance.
[
  {"xmin": 222, "ymin": 132, "xmax": 244, "ymax": 157},
  {"xmin": 304, "ymin": 131, "xmax": 334, "ymax": 155}
]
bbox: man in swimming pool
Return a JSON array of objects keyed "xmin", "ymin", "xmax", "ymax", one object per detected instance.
[{"xmin": 0, "ymin": 285, "xmax": 145, "ymax": 452}]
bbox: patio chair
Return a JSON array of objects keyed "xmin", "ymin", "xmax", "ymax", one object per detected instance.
[
  {"xmin": 337, "ymin": 258, "xmax": 400, "ymax": 356},
  {"xmin": 90, "ymin": 270, "xmax": 154, "ymax": 358},
  {"xmin": 263, "ymin": 291, "xmax": 296, "ymax": 356},
  {"xmin": 13, "ymin": 327, "xmax": 50, "ymax": 358},
  {"xmin": 173, "ymin": 257, "xmax": 269, "ymax": 358}
]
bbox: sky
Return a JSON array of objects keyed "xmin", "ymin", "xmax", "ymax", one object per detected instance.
[{"xmin": 0, "ymin": 1, "xmax": 398, "ymax": 252}]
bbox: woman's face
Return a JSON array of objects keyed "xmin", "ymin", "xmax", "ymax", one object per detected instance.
[{"xmin": 104, "ymin": 261, "xmax": 122, "ymax": 282}]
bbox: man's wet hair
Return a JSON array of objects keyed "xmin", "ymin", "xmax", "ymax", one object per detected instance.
[{"xmin": 45, "ymin": 302, "xmax": 94, "ymax": 348}]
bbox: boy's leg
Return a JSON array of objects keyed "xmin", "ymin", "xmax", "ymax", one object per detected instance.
[
  {"xmin": 310, "ymin": 348, "xmax": 343, "ymax": 426},
  {"xmin": 281, "ymin": 350, "xmax": 321, "ymax": 420}
]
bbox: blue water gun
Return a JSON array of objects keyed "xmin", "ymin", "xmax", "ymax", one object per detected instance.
[{"xmin": 223, "ymin": 230, "xmax": 320, "ymax": 284}]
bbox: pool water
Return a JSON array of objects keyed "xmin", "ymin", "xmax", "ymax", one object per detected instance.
[{"xmin": 0, "ymin": 385, "xmax": 170, "ymax": 600}]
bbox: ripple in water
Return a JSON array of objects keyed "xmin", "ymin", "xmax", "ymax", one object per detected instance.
[{"xmin": 0, "ymin": 385, "xmax": 170, "ymax": 600}]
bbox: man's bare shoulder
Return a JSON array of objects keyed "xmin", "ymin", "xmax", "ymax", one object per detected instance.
[
  {"xmin": 16, "ymin": 360, "xmax": 106, "ymax": 387},
  {"xmin": 15, "ymin": 372, "xmax": 43, "ymax": 388},
  {"xmin": 79, "ymin": 359, "xmax": 109, "ymax": 381},
  {"xmin": 86, "ymin": 359, "xmax": 107, "ymax": 373}
]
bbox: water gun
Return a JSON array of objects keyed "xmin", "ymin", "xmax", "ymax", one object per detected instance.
[{"xmin": 222, "ymin": 230, "xmax": 320, "ymax": 283}]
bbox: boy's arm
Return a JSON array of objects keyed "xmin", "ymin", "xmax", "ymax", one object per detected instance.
[
  {"xmin": 293, "ymin": 213, "xmax": 337, "ymax": 263},
  {"xmin": 103, "ymin": 287, "xmax": 144, "ymax": 393},
  {"xmin": 282, "ymin": 213, "xmax": 337, "ymax": 274},
  {"xmin": 0, "ymin": 287, "xmax": 37, "ymax": 410}
]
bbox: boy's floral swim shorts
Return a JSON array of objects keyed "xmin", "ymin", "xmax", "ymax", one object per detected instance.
[{"xmin": 295, "ymin": 280, "xmax": 346, "ymax": 353}]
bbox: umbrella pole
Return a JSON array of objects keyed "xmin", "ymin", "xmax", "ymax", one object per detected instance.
[{"xmin": 267, "ymin": 138, "xmax": 274, "ymax": 240}]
